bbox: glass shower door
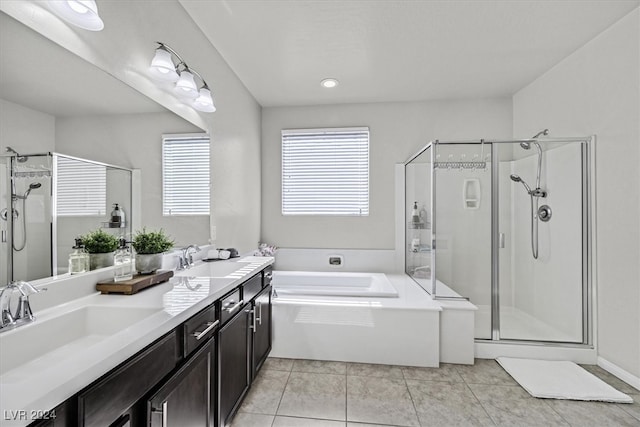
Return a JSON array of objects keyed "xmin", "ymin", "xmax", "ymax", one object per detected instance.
[
  {"xmin": 498, "ymin": 140, "xmax": 586, "ymax": 342},
  {"xmin": 431, "ymin": 142, "xmax": 493, "ymax": 339}
]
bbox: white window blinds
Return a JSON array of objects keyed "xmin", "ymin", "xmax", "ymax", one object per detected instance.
[
  {"xmin": 162, "ymin": 133, "xmax": 210, "ymax": 216},
  {"xmin": 282, "ymin": 127, "xmax": 369, "ymax": 216},
  {"xmin": 56, "ymin": 156, "xmax": 107, "ymax": 217}
]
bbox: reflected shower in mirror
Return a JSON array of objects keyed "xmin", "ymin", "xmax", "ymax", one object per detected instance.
[{"xmin": 1, "ymin": 152, "xmax": 133, "ymax": 285}]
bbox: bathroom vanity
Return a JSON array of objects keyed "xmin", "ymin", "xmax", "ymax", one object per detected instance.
[{"xmin": 0, "ymin": 258, "xmax": 274, "ymax": 427}]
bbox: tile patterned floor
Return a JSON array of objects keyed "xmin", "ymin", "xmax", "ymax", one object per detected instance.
[{"xmin": 230, "ymin": 358, "xmax": 640, "ymax": 427}]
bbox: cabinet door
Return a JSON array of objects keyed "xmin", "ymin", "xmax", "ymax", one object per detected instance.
[
  {"xmin": 218, "ymin": 303, "xmax": 250, "ymax": 427},
  {"xmin": 252, "ymin": 285, "xmax": 272, "ymax": 380},
  {"xmin": 148, "ymin": 337, "xmax": 215, "ymax": 427}
]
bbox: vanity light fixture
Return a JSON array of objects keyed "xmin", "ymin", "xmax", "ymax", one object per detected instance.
[
  {"xmin": 149, "ymin": 42, "xmax": 216, "ymax": 113},
  {"xmin": 320, "ymin": 78, "xmax": 339, "ymax": 88},
  {"xmin": 48, "ymin": 0, "xmax": 104, "ymax": 31}
]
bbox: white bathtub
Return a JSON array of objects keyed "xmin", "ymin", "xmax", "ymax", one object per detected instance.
[
  {"xmin": 270, "ymin": 271, "xmax": 444, "ymax": 367},
  {"xmin": 272, "ymin": 270, "xmax": 398, "ymax": 297}
]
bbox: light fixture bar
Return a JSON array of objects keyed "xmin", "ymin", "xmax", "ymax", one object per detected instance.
[{"xmin": 148, "ymin": 42, "xmax": 216, "ymax": 113}]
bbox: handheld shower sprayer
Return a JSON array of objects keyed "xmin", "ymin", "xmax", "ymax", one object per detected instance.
[
  {"xmin": 510, "ymin": 174, "xmax": 532, "ymax": 194},
  {"xmin": 13, "ymin": 182, "xmax": 42, "ymax": 200}
]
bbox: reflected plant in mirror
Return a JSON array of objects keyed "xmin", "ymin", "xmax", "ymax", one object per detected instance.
[{"xmin": 81, "ymin": 229, "xmax": 119, "ymax": 270}]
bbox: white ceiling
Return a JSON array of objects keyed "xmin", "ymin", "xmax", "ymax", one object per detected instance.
[
  {"xmin": 0, "ymin": 11, "xmax": 165, "ymax": 117},
  {"xmin": 181, "ymin": 0, "xmax": 640, "ymax": 107}
]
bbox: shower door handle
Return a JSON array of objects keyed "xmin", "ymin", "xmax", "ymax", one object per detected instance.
[{"xmin": 499, "ymin": 233, "xmax": 505, "ymax": 249}]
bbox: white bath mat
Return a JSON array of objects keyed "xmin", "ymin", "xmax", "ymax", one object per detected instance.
[{"xmin": 496, "ymin": 357, "xmax": 633, "ymax": 403}]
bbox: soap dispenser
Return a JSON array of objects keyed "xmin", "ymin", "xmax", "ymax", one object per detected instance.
[
  {"xmin": 110, "ymin": 203, "xmax": 125, "ymax": 227},
  {"xmin": 411, "ymin": 201, "xmax": 420, "ymax": 224},
  {"xmin": 114, "ymin": 238, "xmax": 133, "ymax": 282},
  {"xmin": 69, "ymin": 238, "xmax": 89, "ymax": 275}
]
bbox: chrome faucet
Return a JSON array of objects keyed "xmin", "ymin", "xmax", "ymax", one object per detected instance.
[
  {"xmin": 0, "ymin": 281, "xmax": 46, "ymax": 332},
  {"xmin": 178, "ymin": 245, "xmax": 201, "ymax": 270}
]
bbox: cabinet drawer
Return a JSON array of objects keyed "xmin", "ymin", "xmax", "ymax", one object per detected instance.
[
  {"xmin": 242, "ymin": 273, "xmax": 262, "ymax": 302},
  {"xmin": 78, "ymin": 331, "xmax": 179, "ymax": 427},
  {"xmin": 183, "ymin": 305, "xmax": 218, "ymax": 358},
  {"xmin": 220, "ymin": 288, "xmax": 243, "ymax": 325}
]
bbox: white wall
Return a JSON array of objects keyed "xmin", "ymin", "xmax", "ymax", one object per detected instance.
[
  {"xmin": 0, "ymin": 99, "xmax": 55, "ymax": 154},
  {"xmin": 261, "ymin": 98, "xmax": 512, "ymax": 249},
  {"xmin": 513, "ymin": 9, "xmax": 640, "ymax": 376},
  {"xmin": 55, "ymin": 113, "xmax": 206, "ymax": 248}
]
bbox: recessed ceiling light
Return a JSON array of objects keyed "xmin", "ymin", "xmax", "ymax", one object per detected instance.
[{"xmin": 321, "ymin": 78, "xmax": 339, "ymax": 88}]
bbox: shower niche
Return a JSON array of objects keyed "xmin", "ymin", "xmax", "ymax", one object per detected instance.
[
  {"xmin": 0, "ymin": 152, "xmax": 134, "ymax": 286},
  {"xmin": 405, "ymin": 136, "xmax": 593, "ymax": 346}
]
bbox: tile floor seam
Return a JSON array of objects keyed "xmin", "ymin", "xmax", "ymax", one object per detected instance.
[
  {"xmin": 542, "ymin": 398, "xmax": 573, "ymax": 427},
  {"xmin": 403, "ymin": 376, "xmax": 424, "ymax": 427},
  {"xmin": 463, "ymin": 379, "xmax": 498, "ymax": 426},
  {"xmin": 273, "ymin": 370, "xmax": 292, "ymax": 420},
  {"xmin": 344, "ymin": 367, "xmax": 348, "ymax": 424}
]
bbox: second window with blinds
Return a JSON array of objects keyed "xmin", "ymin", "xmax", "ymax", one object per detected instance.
[
  {"xmin": 162, "ymin": 133, "xmax": 210, "ymax": 216},
  {"xmin": 281, "ymin": 127, "xmax": 369, "ymax": 216}
]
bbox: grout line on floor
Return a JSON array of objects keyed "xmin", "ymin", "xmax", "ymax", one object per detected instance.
[{"xmin": 403, "ymin": 375, "xmax": 423, "ymax": 427}]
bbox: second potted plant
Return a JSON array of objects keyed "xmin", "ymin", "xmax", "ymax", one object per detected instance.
[
  {"xmin": 81, "ymin": 229, "xmax": 119, "ymax": 270},
  {"xmin": 132, "ymin": 227, "xmax": 174, "ymax": 274}
]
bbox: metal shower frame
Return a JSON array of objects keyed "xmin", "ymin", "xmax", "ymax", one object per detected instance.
[{"xmin": 404, "ymin": 136, "xmax": 594, "ymax": 346}]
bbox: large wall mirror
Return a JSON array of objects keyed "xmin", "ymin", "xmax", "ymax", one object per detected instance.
[{"xmin": 0, "ymin": 11, "xmax": 207, "ymax": 286}]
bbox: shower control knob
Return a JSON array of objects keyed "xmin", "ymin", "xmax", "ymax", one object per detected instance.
[{"xmin": 538, "ymin": 205, "xmax": 552, "ymax": 222}]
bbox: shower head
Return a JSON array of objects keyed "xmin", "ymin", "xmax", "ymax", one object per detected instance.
[
  {"xmin": 531, "ymin": 129, "xmax": 549, "ymax": 139},
  {"xmin": 5, "ymin": 146, "xmax": 28, "ymax": 163},
  {"xmin": 519, "ymin": 142, "xmax": 532, "ymax": 150}
]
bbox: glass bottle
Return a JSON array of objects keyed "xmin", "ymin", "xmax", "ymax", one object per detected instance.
[
  {"xmin": 114, "ymin": 238, "xmax": 133, "ymax": 282},
  {"xmin": 69, "ymin": 238, "xmax": 88, "ymax": 275}
]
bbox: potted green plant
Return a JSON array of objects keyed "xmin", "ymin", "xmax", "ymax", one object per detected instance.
[
  {"xmin": 132, "ymin": 227, "xmax": 174, "ymax": 274},
  {"xmin": 81, "ymin": 229, "xmax": 119, "ymax": 270}
]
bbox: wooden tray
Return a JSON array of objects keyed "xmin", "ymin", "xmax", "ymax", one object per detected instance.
[{"xmin": 96, "ymin": 270, "xmax": 174, "ymax": 295}]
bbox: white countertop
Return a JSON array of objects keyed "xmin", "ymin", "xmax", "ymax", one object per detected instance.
[{"xmin": 0, "ymin": 256, "xmax": 274, "ymax": 427}]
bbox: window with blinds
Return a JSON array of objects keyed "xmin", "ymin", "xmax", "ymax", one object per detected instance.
[
  {"xmin": 56, "ymin": 156, "xmax": 107, "ymax": 217},
  {"xmin": 162, "ymin": 133, "xmax": 210, "ymax": 216},
  {"xmin": 282, "ymin": 127, "xmax": 369, "ymax": 216}
]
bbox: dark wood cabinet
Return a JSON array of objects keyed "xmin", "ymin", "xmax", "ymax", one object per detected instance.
[
  {"xmin": 28, "ymin": 265, "xmax": 273, "ymax": 427},
  {"xmin": 148, "ymin": 335, "xmax": 216, "ymax": 427},
  {"xmin": 251, "ymin": 284, "xmax": 272, "ymax": 380},
  {"xmin": 77, "ymin": 331, "xmax": 179, "ymax": 427},
  {"xmin": 218, "ymin": 302, "xmax": 251, "ymax": 427}
]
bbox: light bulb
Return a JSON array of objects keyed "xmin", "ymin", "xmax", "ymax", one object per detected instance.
[
  {"xmin": 174, "ymin": 70, "xmax": 199, "ymax": 99},
  {"xmin": 149, "ymin": 47, "xmax": 179, "ymax": 82},
  {"xmin": 48, "ymin": 0, "xmax": 104, "ymax": 31},
  {"xmin": 192, "ymin": 88, "xmax": 216, "ymax": 113}
]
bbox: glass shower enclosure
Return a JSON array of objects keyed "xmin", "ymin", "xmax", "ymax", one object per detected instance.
[{"xmin": 405, "ymin": 136, "xmax": 593, "ymax": 345}]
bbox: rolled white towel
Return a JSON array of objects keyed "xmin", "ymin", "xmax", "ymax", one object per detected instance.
[{"xmin": 207, "ymin": 249, "xmax": 230, "ymax": 260}]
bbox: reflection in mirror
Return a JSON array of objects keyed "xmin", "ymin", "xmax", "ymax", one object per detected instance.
[
  {"xmin": 1, "ymin": 152, "xmax": 133, "ymax": 286},
  {"xmin": 0, "ymin": 10, "xmax": 207, "ymax": 286}
]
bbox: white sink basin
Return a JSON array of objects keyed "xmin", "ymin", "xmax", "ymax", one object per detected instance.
[{"xmin": 0, "ymin": 305, "xmax": 162, "ymax": 376}]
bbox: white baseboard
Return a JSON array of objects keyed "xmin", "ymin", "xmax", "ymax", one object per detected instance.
[{"xmin": 597, "ymin": 356, "xmax": 640, "ymax": 391}]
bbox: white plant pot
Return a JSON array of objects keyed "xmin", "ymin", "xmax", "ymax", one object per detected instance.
[
  {"xmin": 89, "ymin": 252, "xmax": 115, "ymax": 270},
  {"xmin": 135, "ymin": 253, "xmax": 163, "ymax": 274}
]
